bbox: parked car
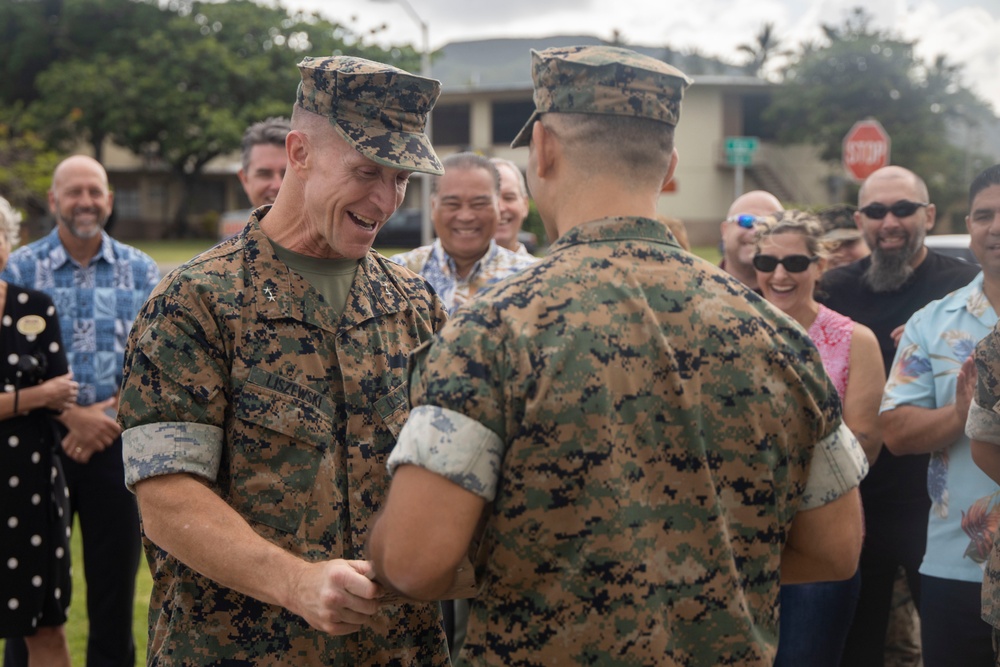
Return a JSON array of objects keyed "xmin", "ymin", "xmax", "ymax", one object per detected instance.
[
  {"xmin": 925, "ymin": 234, "xmax": 978, "ymax": 265},
  {"xmin": 373, "ymin": 208, "xmax": 423, "ymax": 249}
]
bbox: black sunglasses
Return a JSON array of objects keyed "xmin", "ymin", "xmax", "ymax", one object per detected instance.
[
  {"xmin": 752, "ymin": 254, "xmax": 819, "ymax": 273},
  {"xmin": 858, "ymin": 200, "xmax": 928, "ymax": 220}
]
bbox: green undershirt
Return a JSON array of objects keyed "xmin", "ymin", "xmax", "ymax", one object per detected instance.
[{"xmin": 271, "ymin": 241, "xmax": 360, "ymax": 319}]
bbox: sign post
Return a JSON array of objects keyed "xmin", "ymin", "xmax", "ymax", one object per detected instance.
[
  {"xmin": 842, "ymin": 120, "xmax": 891, "ymax": 184},
  {"xmin": 725, "ymin": 136, "xmax": 760, "ymax": 198}
]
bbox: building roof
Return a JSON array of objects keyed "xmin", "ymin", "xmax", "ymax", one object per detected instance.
[{"xmin": 432, "ymin": 35, "xmax": 767, "ymax": 94}]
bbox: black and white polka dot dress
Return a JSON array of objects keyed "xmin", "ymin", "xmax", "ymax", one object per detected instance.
[{"xmin": 0, "ymin": 284, "xmax": 72, "ymax": 638}]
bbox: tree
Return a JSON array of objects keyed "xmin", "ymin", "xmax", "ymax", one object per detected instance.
[
  {"xmin": 737, "ymin": 22, "xmax": 789, "ymax": 78},
  {"xmin": 0, "ymin": 107, "xmax": 62, "ymax": 228},
  {"xmin": 763, "ymin": 7, "xmax": 996, "ymax": 226},
  {"xmin": 113, "ymin": 0, "xmax": 421, "ymax": 236},
  {"xmin": 14, "ymin": 0, "xmax": 423, "ymax": 236}
]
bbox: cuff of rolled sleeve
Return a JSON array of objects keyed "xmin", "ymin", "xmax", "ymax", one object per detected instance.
[
  {"xmin": 800, "ymin": 422, "xmax": 868, "ymax": 511},
  {"xmin": 387, "ymin": 405, "xmax": 504, "ymax": 502},
  {"xmin": 122, "ymin": 422, "xmax": 224, "ymax": 492},
  {"xmin": 967, "ymin": 400, "xmax": 1000, "ymax": 445}
]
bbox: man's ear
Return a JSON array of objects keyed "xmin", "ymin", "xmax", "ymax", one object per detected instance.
[
  {"xmin": 286, "ymin": 130, "xmax": 309, "ymax": 174},
  {"xmin": 532, "ymin": 120, "xmax": 556, "ymax": 179},
  {"xmin": 661, "ymin": 148, "xmax": 679, "ymax": 193}
]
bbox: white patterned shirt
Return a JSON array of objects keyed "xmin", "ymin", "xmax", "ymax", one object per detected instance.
[{"xmin": 390, "ymin": 239, "xmax": 536, "ymax": 314}]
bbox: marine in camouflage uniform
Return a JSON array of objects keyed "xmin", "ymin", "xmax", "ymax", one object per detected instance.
[
  {"xmin": 970, "ymin": 319, "xmax": 1000, "ymax": 658},
  {"xmin": 368, "ymin": 46, "xmax": 868, "ymax": 666},
  {"xmin": 118, "ymin": 56, "xmax": 452, "ymax": 666}
]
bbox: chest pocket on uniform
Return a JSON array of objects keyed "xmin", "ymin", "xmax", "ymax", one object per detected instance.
[{"xmin": 229, "ymin": 369, "xmax": 334, "ymax": 534}]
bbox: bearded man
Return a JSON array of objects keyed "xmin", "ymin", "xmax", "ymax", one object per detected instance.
[{"xmin": 819, "ymin": 165, "xmax": 979, "ymax": 666}]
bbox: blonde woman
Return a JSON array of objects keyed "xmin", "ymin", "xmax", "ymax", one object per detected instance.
[{"xmin": 754, "ymin": 210, "xmax": 884, "ymax": 667}]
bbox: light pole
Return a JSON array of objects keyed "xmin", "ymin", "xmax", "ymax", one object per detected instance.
[{"xmin": 371, "ymin": 0, "xmax": 434, "ymax": 246}]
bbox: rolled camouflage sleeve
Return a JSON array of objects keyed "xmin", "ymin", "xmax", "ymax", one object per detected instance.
[
  {"xmin": 388, "ymin": 406, "xmax": 504, "ymax": 500},
  {"xmin": 118, "ymin": 288, "xmax": 230, "ymax": 491},
  {"xmin": 122, "ymin": 422, "xmax": 224, "ymax": 491},
  {"xmin": 799, "ymin": 421, "xmax": 868, "ymax": 510}
]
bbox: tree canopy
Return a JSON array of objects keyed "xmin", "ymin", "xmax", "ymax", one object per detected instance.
[
  {"xmin": 762, "ymin": 8, "xmax": 996, "ymax": 227},
  {"xmin": 0, "ymin": 0, "xmax": 422, "ymax": 234}
]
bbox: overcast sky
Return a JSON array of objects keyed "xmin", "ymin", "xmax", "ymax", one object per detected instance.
[{"xmin": 274, "ymin": 0, "xmax": 1000, "ymax": 113}]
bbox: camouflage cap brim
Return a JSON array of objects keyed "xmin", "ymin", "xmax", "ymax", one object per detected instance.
[
  {"xmin": 297, "ymin": 56, "xmax": 444, "ymax": 176},
  {"xmin": 510, "ymin": 110, "xmax": 541, "ymax": 149}
]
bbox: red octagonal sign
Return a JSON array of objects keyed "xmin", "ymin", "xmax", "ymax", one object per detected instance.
[{"xmin": 843, "ymin": 119, "xmax": 891, "ymax": 183}]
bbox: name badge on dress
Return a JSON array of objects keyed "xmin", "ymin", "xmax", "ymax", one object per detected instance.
[{"xmin": 16, "ymin": 315, "xmax": 46, "ymax": 336}]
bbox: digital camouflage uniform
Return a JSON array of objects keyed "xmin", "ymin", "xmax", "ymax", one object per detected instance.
[
  {"xmin": 119, "ymin": 210, "xmax": 450, "ymax": 665},
  {"xmin": 383, "ymin": 45, "xmax": 867, "ymax": 666},
  {"xmin": 390, "ymin": 216, "xmax": 865, "ymax": 666},
  {"xmin": 968, "ymin": 320, "xmax": 1000, "ymax": 638}
]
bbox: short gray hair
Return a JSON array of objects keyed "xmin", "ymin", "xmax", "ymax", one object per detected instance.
[
  {"xmin": 241, "ymin": 117, "xmax": 291, "ymax": 173},
  {"xmin": 433, "ymin": 152, "xmax": 500, "ymax": 193},
  {"xmin": 489, "ymin": 158, "xmax": 528, "ymax": 197},
  {"xmin": 0, "ymin": 196, "xmax": 22, "ymax": 247}
]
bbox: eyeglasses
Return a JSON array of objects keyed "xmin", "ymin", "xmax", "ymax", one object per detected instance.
[
  {"xmin": 726, "ymin": 214, "xmax": 758, "ymax": 229},
  {"xmin": 858, "ymin": 200, "xmax": 928, "ymax": 220},
  {"xmin": 752, "ymin": 254, "xmax": 819, "ymax": 273}
]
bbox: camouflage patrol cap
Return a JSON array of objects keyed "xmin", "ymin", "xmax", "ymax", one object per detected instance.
[
  {"xmin": 296, "ymin": 56, "xmax": 444, "ymax": 175},
  {"xmin": 510, "ymin": 45, "xmax": 692, "ymax": 148}
]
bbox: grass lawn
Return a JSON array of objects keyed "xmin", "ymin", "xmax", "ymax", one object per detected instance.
[
  {"xmin": 0, "ymin": 518, "xmax": 153, "ymax": 666},
  {"xmin": 1, "ymin": 237, "xmax": 720, "ymax": 664}
]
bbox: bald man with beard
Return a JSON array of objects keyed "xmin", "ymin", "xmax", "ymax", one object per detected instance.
[
  {"xmin": 820, "ymin": 165, "xmax": 980, "ymax": 666},
  {"xmin": 720, "ymin": 190, "xmax": 783, "ymax": 290}
]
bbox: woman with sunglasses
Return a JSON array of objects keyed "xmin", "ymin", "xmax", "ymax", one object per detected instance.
[{"xmin": 753, "ymin": 210, "xmax": 885, "ymax": 667}]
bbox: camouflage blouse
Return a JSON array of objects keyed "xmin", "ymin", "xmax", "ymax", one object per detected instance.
[
  {"xmin": 119, "ymin": 211, "xmax": 450, "ymax": 666},
  {"xmin": 390, "ymin": 216, "xmax": 865, "ymax": 666}
]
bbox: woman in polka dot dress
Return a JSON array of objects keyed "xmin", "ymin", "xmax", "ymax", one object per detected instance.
[{"xmin": 0, "ymin": 196, "xmax": 78, "ymax": 667}]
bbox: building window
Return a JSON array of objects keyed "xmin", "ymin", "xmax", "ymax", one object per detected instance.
[
  {"xmin": 115, "ymin": 189, "xmax": 141, "ymax": 219},
  {"xmin": 492, "ymin": 100, "xmax": 536, "ymax": 145},
  {"xmin": 432, "ymin": 103, "xmax": 470, "ymax": 146}
]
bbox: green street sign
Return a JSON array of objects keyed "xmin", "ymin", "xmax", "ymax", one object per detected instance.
[
  {"xmin": 725, "ymin": 136, "xmax": 760, "ymax": 154},
  {"xmin": 725, "ymin": 136, "xmax": 759, "ymax": 167}
]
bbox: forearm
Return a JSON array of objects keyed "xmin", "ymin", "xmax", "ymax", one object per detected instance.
[
  {"xmin": 368, "ymin": 516, "xmax": 458, "ymax": 601},
  {"xmin": 880, "ymin": 405, "xmax": 964, "ymax": 455},
  {"xmin": 135, "ymin": 473, "xmax": 307, "ymax": 610},
  {"xmin": 0, "ymin": 384, "xmax": 53, "ymax": 418},
  {"xmin": 368, "ymin": 464, "xmax": 485, "ymax": 601},
  {"xmin": 782, "ymin": 488, "xmax": 863, "ymax": 584}
]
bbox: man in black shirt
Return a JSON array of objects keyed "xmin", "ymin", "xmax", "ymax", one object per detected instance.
[{"xmin": 820, "ymin": 165, "xmax": 979, "ymax": 667}]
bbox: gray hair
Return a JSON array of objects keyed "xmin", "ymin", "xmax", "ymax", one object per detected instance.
[
  {"xmin": 433, "ymin": 152, "xmax": 500, "ymax": 193},
  {"xmin": 241, "ymin": 117, "xmax": 291, "ymax": 173},
  {"xmin": 0, "ymin": 196, "xmax": 22, "ymax": 247},
  {"xmin": 489, "ymin": 158, "xmax": 528, "ymax": 197}
]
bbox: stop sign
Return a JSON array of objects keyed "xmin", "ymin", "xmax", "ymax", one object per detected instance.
[{"xmin": 843, "ymin": 119, "xmax": 891, "ymax": 183}]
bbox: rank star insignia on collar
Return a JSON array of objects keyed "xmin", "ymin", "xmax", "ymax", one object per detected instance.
[{"xmin": 263, "ymin": 286, "xmax": 276, "ymax": 302}]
